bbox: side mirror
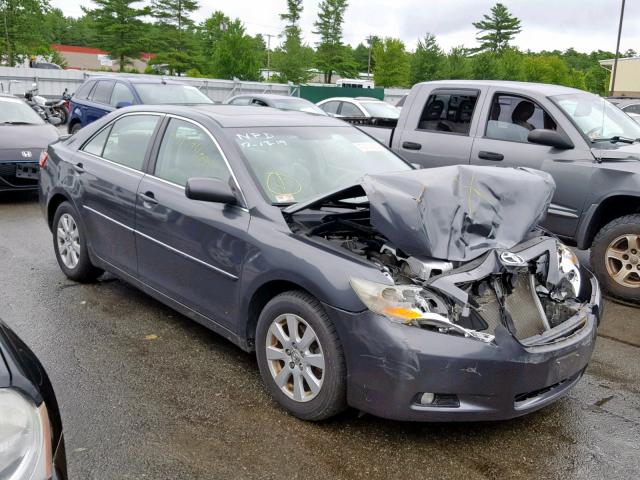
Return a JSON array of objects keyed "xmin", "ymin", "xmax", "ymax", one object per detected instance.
[
  {"xmin": 116, "ymin": 101, "xmax": 133, "ymax": 109},
  {"xmin": 527, "ymin": 129, "xmax": 574, "ymax": 150},
  {"xmin": 185, "ymin": 177, "xmax": 237, "ymax": 205}
]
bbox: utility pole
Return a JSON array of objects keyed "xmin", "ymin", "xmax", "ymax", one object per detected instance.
[
  {"xmin": 611, "ymin": 0, "xmax": 626, "ymax": 96},
  {"xmin": 264, "ymin": 33, "xmax": 276, "ymax": 81},
  {"xmin": 367, "ymin": 35, "xmax": 373, "ymax": 79}
]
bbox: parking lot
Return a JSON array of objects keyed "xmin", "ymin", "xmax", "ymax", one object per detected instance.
[{"xmin": 0, "ymin": 192, "xmax": 638, "ymax": 479}]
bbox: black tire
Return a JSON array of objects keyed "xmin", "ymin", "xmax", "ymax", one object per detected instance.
[
  {"xmin": 591, "ymin": 214, "xmax": 640, "ymax": 303},
  {"xmin": 52, "ymin": 201, "xmax": 103, "ymax": 283},
  {"xmin": 69, "ymin": 122, "xmax": 81, "ymax": 134},
  {"xmin": 256, "ymin": 291, "xmax": 347, "ymax": 421}
]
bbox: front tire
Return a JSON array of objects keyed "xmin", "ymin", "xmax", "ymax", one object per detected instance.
[
  {"xmin": 52, "ymin": 201, "xmax": 103, "ymax": 282},
  {"xmin": 591, "ymin": 214, "xmax": 640, "ymax": 303},
  {"xmin": 256, "ymin": 291, "xmax": 347, "ymax": 421}
]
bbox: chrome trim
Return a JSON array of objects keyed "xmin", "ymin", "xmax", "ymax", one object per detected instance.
[
  {"xmin": 83, "ymin": 205, "xmax": 238, "ymax": 280},
  {"xmin": 164, "ymin": 113, "xmax": 249, "ymax": 208},
  {"xmin": 135, "ymin": 229, "xmax": 238, "ymax": 280},
  {"xmin": 548, "ymin": 207, "xmax": 579, "ymax": 219},
  {"xmin": 83, "ymin": 205, "xmax": 134, "ymax": 232}
]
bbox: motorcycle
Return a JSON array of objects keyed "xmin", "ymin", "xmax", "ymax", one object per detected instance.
[{"xmin": 24, "ymin": 84, "xmax": 64, "ymax": 125}]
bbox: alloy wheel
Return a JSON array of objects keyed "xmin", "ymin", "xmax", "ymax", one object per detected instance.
[
  {"xmin": 56, "ymin": 213, "xmax": 80, "ymax": 269},
  {"xmin": 605, "ymin": 234, "xmax": 640, "ymax": 288},
  {"xmin": 265, "ymin": 314, "xmax": 325, "ymax": 402}
]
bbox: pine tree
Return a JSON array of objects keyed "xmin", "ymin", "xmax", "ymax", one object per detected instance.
[
  {"xmin": 472, "ymin": 3, "xmax": 521, "ymax": 53},
  {"xmin": 409, "ymin": 33, "xmax": 443, "ymax": 84},
  {"xmin": 83, "ymin": 0, "xmax": 150, "ymax": 72},
  {"xmin": 272, "ymin": 0, "xmax": 313, "ymax": 83},
  {"xmin": 151, "ymin": 0, "xmax": 199, "ymax": 74},
  {"xmin": 313, "ymin": 0, "xmax": 356, "ymax": 83}
]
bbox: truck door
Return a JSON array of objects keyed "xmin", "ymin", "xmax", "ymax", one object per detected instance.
[
  {"xmin": 470, "ymin": 90, "xmax": 593, "ymax": 238},
  {"xmin": 394, "ymin": 86, "xmax": 482, "ymax": 168}
]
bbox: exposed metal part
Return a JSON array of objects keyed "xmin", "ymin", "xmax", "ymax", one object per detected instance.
[
  {"xmin": 413, "ymin": 312, "xmax": 495, "ymax": 343},
  {"xmin": 403, "ymin": 256, "xmax": 454, "ymax": 281},
  {"xmin": 529, "ymin": 274, "xmax": 552, "ymax": 331}
]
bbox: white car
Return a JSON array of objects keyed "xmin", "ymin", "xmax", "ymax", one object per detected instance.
[{"xmin": 316, "ymin": 97, "xmax": 400, "ymax": 119}]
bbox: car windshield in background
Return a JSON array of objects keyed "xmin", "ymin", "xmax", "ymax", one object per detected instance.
[
  {"xmin": 135, "ymin": 84, "xmax": 213, "ymax": 105},
  {"xmin": 270, "ymin": 98, "xmax": 326, "ymax": 115},
  {"xmin": 554, "ymin": 93, "xmax": 640, "ymax": 142},
  {"xmin": 229, "ymin": 126, "xmax": 410, "ymax": 205},
  {"xmin": 0, "ymin": 98, "xmax": 45, "ymax": 125},
  {"xmin": 361, "ymin": 101, "xmax": 400, "ymax": 119}
]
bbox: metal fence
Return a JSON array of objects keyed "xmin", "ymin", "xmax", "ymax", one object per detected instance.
[{"xmin": 0, "ymin": 66, "xmax": 409, "ymax": 103}]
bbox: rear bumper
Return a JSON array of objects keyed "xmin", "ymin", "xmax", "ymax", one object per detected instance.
[{"xmin": 327, "ymin": 274, "xmax": 602, "ymax": 422}]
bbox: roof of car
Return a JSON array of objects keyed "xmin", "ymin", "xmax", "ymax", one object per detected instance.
[
  {"xmin": 83, "ymin": 76, "xmax": 188, "ymax": 86},
  {"xmin": 119, "ymin": 104, "xmax": 346, "ymax": 128},
  {"xmin": 319, "ymin": 97, "xmax": 383, "ymax": 103},
  {"xmin": 416, "ymin": 80, "xmax": 586, "ymax": 96},
  {"xmin": 229, "ymin": 93, "xmax": 309, "ymax": 101}
]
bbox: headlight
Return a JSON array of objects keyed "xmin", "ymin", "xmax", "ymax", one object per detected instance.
[
  {"xmin": 0, "ymin": 389, "xmax": 52, "ymax": 480},
  {"xmin": 350, "ymin": 278, "xmax": 494, "ymax": 343},
  {"xmin": 557, "ymin": 243, "xmax": 581, "ymax": 299}
]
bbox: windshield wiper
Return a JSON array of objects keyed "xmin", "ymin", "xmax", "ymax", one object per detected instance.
[
  {"xmin": 0, "ymin": 121, "xmax": 36, "ymax": 125},
  {"xmin": 592, "ymin": 136, "xmax": 638, "ymax": 144}
]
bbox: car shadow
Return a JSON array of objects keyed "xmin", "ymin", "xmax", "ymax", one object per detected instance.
[{"xmin": 0, "ymin": 190, "xmax": 39, "ymax": 204}]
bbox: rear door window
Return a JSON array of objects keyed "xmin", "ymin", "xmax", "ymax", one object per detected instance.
[
  {"xmin": 82, "ymin": 126, "xmax": 112, "ymax": 157},
  {"xmin": 485, "ymin": 94, "xmax": 557, "ymax": 143},
  {"xmin": 320, "ymin": 101, "xmax": 340, "ymax": 115},
  {"xmin": 102, "ymin": 115, "xmax": 160, "ymax": 170},
  {"xmin": 91, "ymin": 81, "xmax": 115, "ymax": 105},
  {"xmin": 229, "ymin": 97, "xmax": 251, "ymax": 106},
  {"xmin": 417, "ymin": 89, "xmax": 478, "ymax": 135},
  {"xmin": 339, "ymin": 102, "xmax": 364, "ymax": 117}
]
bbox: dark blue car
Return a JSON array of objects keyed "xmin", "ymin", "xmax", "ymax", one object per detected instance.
[{"xmin": 67, "ymin": 77, "xmax": 213, "ymax": 134}]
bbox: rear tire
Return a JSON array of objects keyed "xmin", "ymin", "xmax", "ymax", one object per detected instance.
[
  {"xmin": 591, "ymin": 214, "xmax": 640, "ymax": 303},
  {"xmin": 52, "ymin": 201, "xmax": 103, "ymax": 283},
  {"xmin": 256, "ymin": 291, "xmax": 347, "ymax": 421},
  {"xmin": 69, "ymin": 122, "xmax": 81, "ymax": 134}
]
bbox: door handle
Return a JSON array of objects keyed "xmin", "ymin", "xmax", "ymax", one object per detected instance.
[
  {"xmin": 73, "ymin": 162, "xmax": 84, "ymax": 173},
  {"xmin": 139, "ymin": 191, "xmax": 158, "ymax": 206},
  {"xmin": 402, "ymin": 141, "xmax": 422, "ymax": 151},
  {"xmin": 478, "ymin": 151, "xmax": 504, "ymax": 161}
]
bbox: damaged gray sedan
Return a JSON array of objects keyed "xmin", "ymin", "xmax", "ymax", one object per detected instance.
[{"xmin": 40, "ymin": 106, "xmax": 602, "ymax": 422}]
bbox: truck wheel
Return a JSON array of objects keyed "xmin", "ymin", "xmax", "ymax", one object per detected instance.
[
  {"xmin": 52, "ymin": 201, "xmax": 103, "ymax": 283},
  {"xmin": 255, "ymin": 291, "xmax": 347, "ymax": 421},
  {"xmin": 591, "ymin": 214, "xmax": 640, "ymax": 303}
]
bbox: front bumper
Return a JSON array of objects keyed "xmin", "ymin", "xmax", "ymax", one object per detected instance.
[
  {"xmin": 0, "ymin": 161, "xmax": 39, "ymax": 192},
  {"xmin": 328, "ymin": 273, "xmax": 602, "ymax": 422}
]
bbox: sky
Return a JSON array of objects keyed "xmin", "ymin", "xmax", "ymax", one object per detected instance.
[{"xmin": 50, "ymin": 0, "xmax": 640, "ymax": 54}]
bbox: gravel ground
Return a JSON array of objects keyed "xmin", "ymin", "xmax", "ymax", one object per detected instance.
[{"xmin": 0, "ymin": 192, "xmax": 639, "ymax": 480}]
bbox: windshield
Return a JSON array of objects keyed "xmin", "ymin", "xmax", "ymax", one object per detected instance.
[
  {"xmin": 554, "ymin": 93, "xmax": 640, "ymax": 142},
  {"xmin": 270, "ymin": 98, "xmax": 326, "ymax": 115},
  {"xmin": 135, "ymin": 84, "xmax": 213, "ymax": 105},
  {"xmin": 229, "ymin": 126, "xmax": 411, "ymax": 205},
  {"xmin": 361, "ymin": 101, "xmax": 400, "ymax": 119},
  {"xmin": 0, "ymin": 98, "xmax": 45, "ymax": 125}
]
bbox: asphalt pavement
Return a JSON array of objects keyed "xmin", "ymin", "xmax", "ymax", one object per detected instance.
[{"xmin": 0, "ymin": 192, "xmax": 639, "ymax": 480}]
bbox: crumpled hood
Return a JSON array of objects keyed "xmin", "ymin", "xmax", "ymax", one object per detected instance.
[
  {"xmin": 362, "ymin": 165, "xmax": 556, "ymax": 262},
  {"xmin": 0, "ymin": 124, "xmax": 59, "ymax": 154},
  {"xmin": 591, "ymin": 142, "xmax": 640, "ymax": 167}
]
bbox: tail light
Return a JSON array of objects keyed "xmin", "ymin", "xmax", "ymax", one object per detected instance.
[{"xmin": 39, "ymin": 151, "xmax": 49, "ymax": 169}]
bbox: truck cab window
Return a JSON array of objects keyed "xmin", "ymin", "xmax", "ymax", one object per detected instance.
[
  {"xmin": 417, "ymin": 90, "xmax": 478, "ymax": 135},
  {"xmin": 486, "ymin": 94, "xmax": 557, "ymax": 143}
]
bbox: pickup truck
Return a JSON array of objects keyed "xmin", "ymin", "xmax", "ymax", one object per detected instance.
[{"xmin": 357, "ymin": 80, "xmax": 640, "ymax": 303}]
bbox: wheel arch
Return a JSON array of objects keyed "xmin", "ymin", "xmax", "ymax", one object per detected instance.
[
  {"xmin": 578, "ymin": 194, "xmax": 640, "ymax": 249},
  {"xmin": 47, "ymin": 192, "xmax": 71, "ymax": 231}
]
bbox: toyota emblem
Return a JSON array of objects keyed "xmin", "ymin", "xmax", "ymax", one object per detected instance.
[
  {"xmin": 21, "ymin": 151, "xmax": 32, "ymax": 158},
  {"xmin": 500, "ymin": 251, "xmax": 526, "ymax": 266}
]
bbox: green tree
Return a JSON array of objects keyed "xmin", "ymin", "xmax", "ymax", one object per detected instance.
[
  {"xmin": 272, "ymin": 0, "xmax": 313, "ymax": 83},
  {"xmin": 151, "ymin": 0, "xmax": 199, "ymax": 74},
  {"xmin": 409, "ymin": 33, "xmax": 443, "ymax": 84},
  {"xmin": 199, "ymin": 12, "xmax": 262, "ymax": 81},
  {"xmin": 473, "ymin": 2, "xmax": 521, "ymax": 53},
  {"xmin": 441, "ymin": 46, "xmax": 472, "ymax": 79},
  {"xmin": 0, "ymin": 0, "xmax": 50, "ymax": 66},
  {"xmin": 84, "ymin": 0, "xmax": 150, "ymax": 72},
  {"xmin": 372, "ymin": 37, "xmax": 409, "ymax": 87},
  {"xmin": 313, "ymin": 0, "xmax": 356, "ymax": 83}
]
